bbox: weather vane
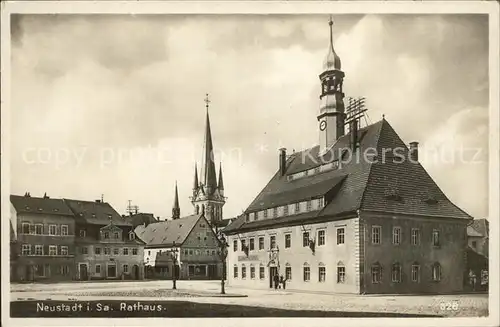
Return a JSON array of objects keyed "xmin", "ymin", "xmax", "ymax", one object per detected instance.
[{"xmin": 204, "ymin": 93, "xmax": 211, "ymax": 110}]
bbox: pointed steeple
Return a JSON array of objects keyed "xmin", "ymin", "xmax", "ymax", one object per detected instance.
[
  {"xmin": 218, "ymin": 162, "xmax": 224, "ymax": 191},
  {"xmin": 172, "ymin": 181, "xmax": 180, "ymax": 220},
  {"xmin": 324, "ymin": 15, "xmax": 342, "ymax": 71},
  {"xmin": 193, "ymin": 163, "xmax": 199, "ymax": 190},
  {"xmin": 200, "ymin": 93, "xmax": 218, "ymax": 194}
]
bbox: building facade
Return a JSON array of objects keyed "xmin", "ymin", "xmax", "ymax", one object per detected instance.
[
  {"xmin": 223, "ymin": 18, "xmax": 472, "ymax": 294},
  {"xmin": 135, "ymin": 214, "xmax": 223, "ymax": 280},
  {"xmin": 64, "ymin": 199, "xmax": 145, "ymax": 280},
  {"xmin": 10, "ymin": 194, "xmax": 77, "ymax": 282},
  {"xmin": 466, "ymin": 219, "xmax": 489, "ymax": 291}
]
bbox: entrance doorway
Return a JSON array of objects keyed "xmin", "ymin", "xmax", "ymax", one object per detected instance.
[
  {"xmin": 79, "ymin": 264, "xmax": 88, "ymax": 280},
  {"xmin": 107, "ymin": 264, "xmax": 117, "ymax": 278},
  {"xmin": 269, "ymin": 266, "xmax": 278, "ymax": 288},
  {"xmin": 132, "ymin": 265, "xmax": 140, "ymax": 280}
]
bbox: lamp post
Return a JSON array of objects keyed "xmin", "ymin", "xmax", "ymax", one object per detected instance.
[
  {"xmin": 217, "ymin": 233, "xmax": 229, "ymax": 295},
  {"xmin": 169, "ymin": 241, "xmax": 179, "ymax": 290}
]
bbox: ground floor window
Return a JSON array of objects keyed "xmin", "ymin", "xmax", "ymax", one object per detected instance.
[
  {"xmin": 391, "ymin": 263, "xmax": 402, "ymax": 283},
  {"xmin": 242, "ymin": 265, "xmax": 247, "ymax": 279},
  {"xmin": 250, "ymin": 266, "xmax": 255, "ymax": 279},
  {"xmin": 371, "ymin": 263, "xmax": 381, "ymax": 284},
  {"xmin": 337, "ymin": 265, "xmax": 345, "ymax": 283},
  {"xmin": 34, "ymin": 264, "xmax": 45, "ymax": 277},
  {"xmin": 60, "ymin": 265, "xmax": 70, "ymax": 276},
  {"xmin": 318, "ymin": 266, "xmax": 326, "ymax": 282},
  {"xmin": 303, "ymin": 265, "xmax": 310, "ymax": 282},
  {"xmin": 285, "ymin": 266, "xmax": 292, "ymax": 281},
  {"xmin": 233, "ymin": 265, "xmax": 238, "ymax": 278},
  {"xmin": 123, "ymin": 264, "xmax": 129, "ymax": 274},
  {"xmin": 432, "ymin": 263, "xmax": 441, "ymax": 282},
  {"xmin": 95, "ymin": 264, "xmax": 101, "ymax": 274},
  {"xmin": 259, "ymin": 266, "xmax": 265, "ymax": 279},
  {"xmin": 411, "ymin": 264, "xmax": 420, "ymax": 282}
]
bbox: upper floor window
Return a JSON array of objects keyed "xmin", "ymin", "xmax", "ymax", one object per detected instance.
[
  {"xmin": 241, "ymin": 239, "xmax": 246, "ymax": 250},
  {"xmin": 35, "ymin": 224, "xmax": 43, "ymax": 235},
  {"xmin": 270, "ymin": 235, "xmax": 276, "ymax": 249},
  {"xmin": 471, "ymin": 241, "xmax": 477, "ymax": 249},
  {"xmin": 258, "ymin": 237, "xmax": 264, "ymax": 250},
  {"xmin": 233, "ymin": 240, "xmax": 238, "ymax": 252},
  {"xmin": 35, "ymin": 245, "xmax": 43, "ymax": 256},
  {"xmin": 302, "ymin": 232, "xmax": 310, "ymax": 247},
  {"xmin": 123, "ymin": 248, "xmax": 129, "ymax": 255},
  {"xmin": 80, "ymin": 230, "xmax": 86, "ymax": 238},
  {"xmin": 114, "ymin": 248, "xmax": 119, "ymax": 255},
  {"xmin": 104, "ymin": 247, "xmax": 110, "ymax": 255},
  {"xmin": 306, "ymin": 200, "xmax": 312, "ymax": 211},
  {"xmin": 129, "ymin": 232, "xmax": 135, "ymax": 240},
  {"xmin": 432, "ymin": 230, "xmax": 440, "ymax": 247},
  {"xmin": 104, "ymin": 232, "xmax": 109, "ymax": 239},
  {"xmin": 337, "ymin": 228, "xmax": 345, "ymax": 245},
  {"xmin": 22, "ymin": 244, "xmax": 31, "ymax": 256},
  {"xmin": 284, "ymin": 234, "xmax": 291, "ymax": 248},
  {"xmin": 411, "ymin": 228, "xmax": 420, "ymax": 245},
  {"xmin": 22, "ymin": 223, "xmax": 30, "ymax": 234},
  {"xmin": 372, "ymin": 226, "xmax": 381, "ymax": 244},
  {"xmin": 392, "ymin": 227, "xmax": 401, "ymax": 245},
  {"xmin": 61, "ymin": 225, "xmax": 68, "ymax": 236},
  {"xmin": 318, "ymin": 230, "xmax": 326, "ymax": 246},
  {"xmin": 95, "ymin": 247, "xmax": 101, "ymax": 255},
  {"xmin": 49, "ymin": 225, "xmax": 57, "ymax": 236},
  {"xmin": 132, "ymin": 248, "xmax": 138, "ymax": 255},
  {"xmin": 114, "ymin": 232, "xmax": 119, "ymax": 239},
  {"xmin": 49, "ymin": 245, "xmax": 58, "ymax": 256},
  {"xmin": 60, "ymin": 246, "xmax": 68, "ymax": 256},
  {"xmin": 249, "ymin": 238, "xmax": 255, "ymax": 251}
]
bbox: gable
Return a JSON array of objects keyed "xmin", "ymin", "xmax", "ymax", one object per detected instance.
[{"xmin": 182, "ymin": 216, "xmax": 220, "ymax": 247}]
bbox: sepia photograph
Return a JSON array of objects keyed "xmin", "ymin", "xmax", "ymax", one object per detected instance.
[{"xmin": 1, "ymin": 1, "xmax": 498, "ymax": 326}]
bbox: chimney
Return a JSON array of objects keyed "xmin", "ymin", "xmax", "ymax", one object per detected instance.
[
  {"xmin": 279, "ymin": 148, "xmax": 287, "ymax": 176},
  {"xmin": 350, "ymin": 119, "xmax": 358, "ymax": 150},
  {"xmin": 409, "ymin": 142, "xmax": 419, "ymax": 162}
]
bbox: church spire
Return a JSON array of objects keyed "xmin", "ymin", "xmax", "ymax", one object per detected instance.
[
  {"xmin": 193, "ymin": 163, "xmax": 199, "ymax": 190},
  {"xmin": 172, "ymin": 181, "xmax": 180, "ymax": 220},
  {"xmin": 218, "ymin": 162, "xmax": 224, "ymax": 192},
  {"xmin": 200, "ymin": 93, "xmax": 218, "ymax": 195}
]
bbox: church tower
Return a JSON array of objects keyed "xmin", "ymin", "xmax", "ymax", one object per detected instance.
[
  {"xmin": 318, "ymin": 16, "xmax": 346, "ymax": 154},
  {"xmin": 191, "ymin": 94, "xmax": 226, "ymax": 227},
  {"xmin": 172, "ymin": 181, "xmax": 180, "ymax": 220}
]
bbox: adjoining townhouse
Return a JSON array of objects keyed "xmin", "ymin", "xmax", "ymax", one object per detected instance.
[
  {"xmin": 223, "ymin": 18, "xmax": 472, "ymax": 294},
  {"xmin": 466, "ymin": 218, "xmax": 489, "ymax": 291},
  {"xmin": 64, "ymin": 199, "xmax": 145, "ymax": 280},
  {"xmin": 135, "ymin": 214, "xmax": 223, "ymax": 280},
  {"xmin": 10, "ymin": 194, "xmax": 76, "ymax": 282}
]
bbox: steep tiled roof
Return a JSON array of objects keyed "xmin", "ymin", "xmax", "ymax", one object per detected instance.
[
  {"xmin": 468, "ymin": 218, "xmax": 489, "ymax": 237},
  {"xmin": 124, "ymin": 213, "xmax": 158, "ymax": 228},
  {"xmin": 134, "ymin": 214, "xmax": 202, "ymax": 247},
  {"xmin": 64, "ymin": 199, "xmax": 131, "ymax": 226},
  {"xmin": 10, "ymin": 195, "xmax": 74, "ymax": 216},
  {"xmin": 225, "ymin": 119, "xmax": 472, "ymax": 234}
]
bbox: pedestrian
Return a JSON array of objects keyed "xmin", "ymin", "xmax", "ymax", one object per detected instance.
[
  {"xmin": 273, "ymin": 274, "xmax": 279, "ymax": 290},
  {"xmin": 280, "ymin": 275, "xmax": 287, "ymax": 290}
]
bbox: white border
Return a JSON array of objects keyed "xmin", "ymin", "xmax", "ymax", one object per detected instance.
[{"xmin": 1, "ymin": 1, "xmax": 499, "ymax": 327}]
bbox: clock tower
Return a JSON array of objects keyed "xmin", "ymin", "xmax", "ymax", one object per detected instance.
[{"xmin": 318, "ymin": 16, "xmax": 346, "ymax": 154}]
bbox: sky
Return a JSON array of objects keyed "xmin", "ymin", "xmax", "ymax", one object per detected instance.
[{"xmin": 10, "ymin": 14, "xmax": 489, "ymax": 220}]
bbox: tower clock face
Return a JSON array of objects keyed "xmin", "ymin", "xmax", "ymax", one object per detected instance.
[{"xmin": 319, "ymin": 120, "xmax": 327, "ymax": 131}]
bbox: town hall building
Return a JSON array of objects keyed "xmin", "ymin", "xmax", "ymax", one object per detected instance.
[{"xmin": 223, "ymin": 18, "xmax": 472, "ymax": 294}]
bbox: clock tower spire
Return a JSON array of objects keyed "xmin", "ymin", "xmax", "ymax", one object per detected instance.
[{"xmin": 318, "ymin": 16, "xmax": 346, "ymax": 154}]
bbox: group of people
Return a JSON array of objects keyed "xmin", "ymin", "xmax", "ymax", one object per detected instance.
[{"xmin": 273, "ymin": 274, "xmax": 287, "ymax": 290}]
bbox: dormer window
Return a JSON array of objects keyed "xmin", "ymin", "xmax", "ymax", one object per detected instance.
[
  {"xmin": 129, "ymin": 232, "xmax": 135, "ymax": 240},
  {"xmin": 273, "ymin": 207, "xmax": 278, "ymax": 218},
  {"xmin": 114, "ymin": 232, "xmax": 119, "ymax": 239},
  {"xmin": 104, "ymin": 231, "xmax": 109, "ymax": 239}
]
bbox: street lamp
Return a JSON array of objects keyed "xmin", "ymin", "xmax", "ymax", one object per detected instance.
[
  {"xmin": 217, "ymin": 233, "xmax": 229, "ymax": 295},
  {"xmin": 169, "ymin": 241, "xmax": 179, "ymax": 290}
]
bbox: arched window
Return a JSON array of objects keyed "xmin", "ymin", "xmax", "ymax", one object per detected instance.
[
  {"xmin": 233, "ymin": 264, "xmax": 238, "ymax": 278},
  {"xmin": 337, "ymin": 261, "xmax": 345, "ymax": 283},
  {"xmin": 371, "ymin": 262, "xmax": 382, "ymax": 284},
  {"xmin": 432, "ymin": 262, "xmax": 441, "ymax": 282},
  {"xmin": 241, "ymin": 264, "xmax": 247, "ymax": 279},
  {"xmin": 196, "ymin": 205, "xmax": 200, "ymax": 215},
  {"xmin": 318, "ymin": 262, "xmax": 326, "ymax": 283},
  {"xmin": 303, "ymin": 262, "xmax": 310, "ymax": 282},
  {"xmin": 391, "ymin": 262, "xmax": 402, "ymax": 283},
  {"xmin": 285, "ymin": 263, "xmax": 292, "ymax": 280}
]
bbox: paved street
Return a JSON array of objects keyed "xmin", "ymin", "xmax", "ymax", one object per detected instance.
[{"xmin": 11, "ymin": 280, "xmax": 488, "ymax": 317}]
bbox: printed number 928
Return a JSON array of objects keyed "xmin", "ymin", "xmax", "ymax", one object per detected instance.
[{"xmin": 439, "ymin": 301, "xmax": 459, "ymax": 311}]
